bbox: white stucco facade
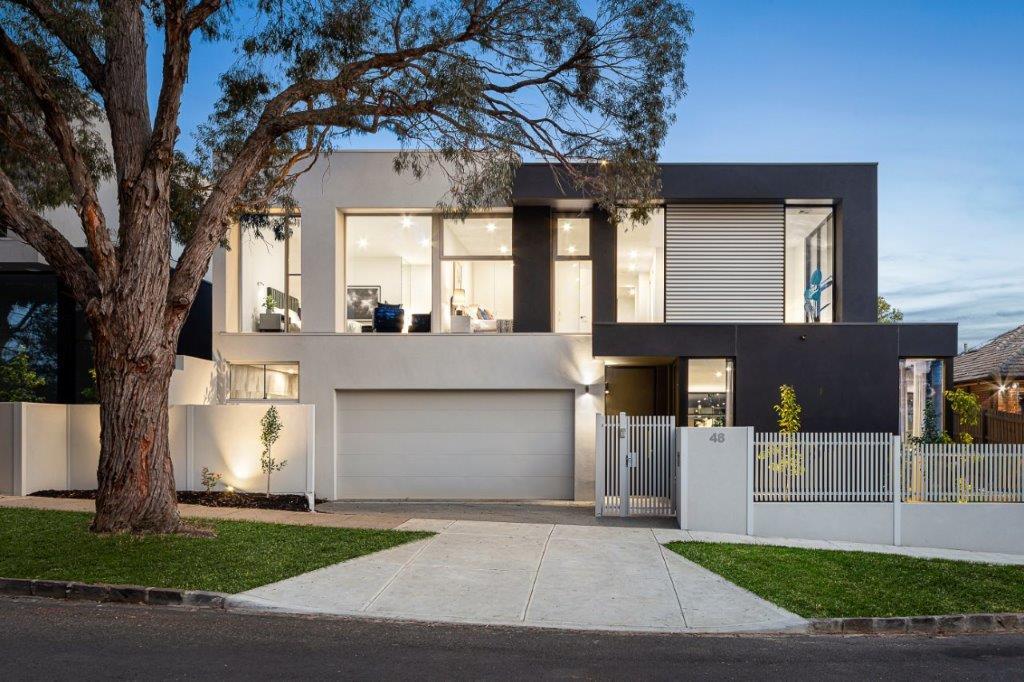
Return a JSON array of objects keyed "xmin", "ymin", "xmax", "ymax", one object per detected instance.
[{"xmin": 212, "ymin": 151, "xmax": 606, "ymax": 500}]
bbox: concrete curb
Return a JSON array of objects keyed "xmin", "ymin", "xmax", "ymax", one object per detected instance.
[
  {"xmin": 0, "ymin": 577, "xmax": 226, "ymax": 609},
  {"xmin": 810, "ymin": 613, "xmax": 1024, "ymax": 635}
]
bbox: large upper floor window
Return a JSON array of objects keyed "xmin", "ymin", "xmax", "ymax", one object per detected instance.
[
  {"xmin": 554, "ymin": 215, "xmax": 591, "ymax": 333},
  {"xmin": 344, "ymin": 214, "xmax": 432, "ymax": 333},
  {"xmin": 616, "ymin": 209, "xmax": 664, "ymax": 323},
  {"xmin": 785, "ymin": 205, "xmax": 835, "ymax": 323},
  {"xmin": 441, "ymin": 216, "xmax": 513, "ymax": 332},
  {"xmin": 238, "ymin": 216, "xmax": 301, "ymax": 332}
]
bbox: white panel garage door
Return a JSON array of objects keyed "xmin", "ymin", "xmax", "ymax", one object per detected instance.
[{"xmin": 336, "ymin": 390, "xmax": 574, "ymax": 500}]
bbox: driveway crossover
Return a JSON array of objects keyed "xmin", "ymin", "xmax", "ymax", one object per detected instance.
[{"xmin": 231, "ymin": 519, "xmax": 806, "ymax": 633}]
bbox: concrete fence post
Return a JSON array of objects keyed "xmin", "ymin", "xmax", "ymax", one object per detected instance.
[
  {"xmin": 306, "ymin": 405, "xmax": 316, "ymax": 511},
  {"xmin": 677, "ymin": 427, "xmax": 688, "ymax": 530},
  {"xmin": 595, "ymin": 413, "xmax": 605, "ymax": 517},
  {"xmin": 186, "ymin": 405, "xmax": 196, "ymax": 492},
  {"xmin": 746, "ymin": 427, "xmax": 755, "ymax": 536},
  {"xmin": 892, "ymin": 435, "xmax": 902, "ymax": 546}
]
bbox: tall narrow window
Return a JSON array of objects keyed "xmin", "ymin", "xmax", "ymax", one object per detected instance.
[
  {"xmin": 344, "ymin": 214, "xmax": 432, "ymax": 333},
  {"xmin": 239, "ymin": 217, "xmax": 302, "ymax": 332},
  {"xmin": 441, "ymin": 215, "xmax": 513, "ymax": 332},
  {"xmin": 785, "ymin": 206, "xmax": 835, "ymax": 323},
  {"xmin": 900, "ymin": 358, "xmax": 944, "ymax": 439},
  {"xmin": 554, "ymin": 215, "xmax": 591, "ymax": 333},
  {"xmin": 687, "ymin": 358, "xmax": 734, "ymax": 427},
  {"xmin": 616, "ymin": 209, "xmax": 664, "ymax": 323}
]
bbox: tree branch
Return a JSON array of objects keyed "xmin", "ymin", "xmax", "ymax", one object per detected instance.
[
  {"xmin": 6, "ymin": 0, "xmax": 107, "ymax": 92},
  {"xmin": 0, "ymin": 167, "xmax": 100, "ymax": 304},
  {"xmin": 0, "ymin": 23, "xmax": 118, "ymax": 287}
]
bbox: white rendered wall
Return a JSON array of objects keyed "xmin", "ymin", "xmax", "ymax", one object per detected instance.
[
  {"xmin": 752, "ymin": 503, "xmax": 894, "ymax": 545},
  {"xmin": 680, "ymin": 427, "xmax": 750, "ymax": 535},
  {"xmin": 168, "ymin": 355, "xmax": 219, "ymax": 405},
  {"xmin": 213, "ymin": 332, "xmax": 603, "ymax": 500},
  {"xmin": 1, "ymin": 403, "xmax": 312, "ymax": 497},
  {"xmin": 902, "ymin": 504, "xmax": 1024, "ymax": 555}
]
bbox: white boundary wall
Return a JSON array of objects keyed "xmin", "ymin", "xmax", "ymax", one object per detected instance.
[
  {"xmin": 680, "ymin": 427, "xmax": 1024, "ymax": 555},
  {"xmin": 0, "ymin": 403, "xmax": 314, "ymax": 502}
]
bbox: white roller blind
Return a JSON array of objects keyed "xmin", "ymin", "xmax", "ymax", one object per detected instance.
[{"xmin": 665, "ymin": 204, "xmax": 785, "ymax": 323}]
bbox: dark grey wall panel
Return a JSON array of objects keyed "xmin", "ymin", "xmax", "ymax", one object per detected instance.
[
  {"xmin": 898, "ymin": 323, "xmax": 959, "ymax": 358},
  {"xmin": 591, "ymin": 209, "xmax": 616, "ymax": 324},
  {"xmin": 512, "ymin": 205, "xmax": 553, "ymax": 332},
  {"xmin": 733, "ymin": 324, "xmax": 900, "ymax": 432}
]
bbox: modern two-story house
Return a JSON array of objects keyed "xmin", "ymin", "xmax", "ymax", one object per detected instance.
[{"xmin": 211, "ymin": 151, "xmax": 957, "ymax": 501}]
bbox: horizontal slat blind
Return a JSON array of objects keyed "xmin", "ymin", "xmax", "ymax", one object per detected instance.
[{"xmin": 665, "ymin": 204, "xmax": 785, "ymax": 322}]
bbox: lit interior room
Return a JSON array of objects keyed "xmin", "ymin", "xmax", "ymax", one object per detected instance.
[
  {"xmin": 441, "ymin": 216, "xmax": 513, "ymax": 332},
  {"xmin": 616, "ymin": 209, "xmax": 664, "ymax": 323},
  {"xmin": 344, "ymin": 214, "xmax": 433, "ymax": 332}
]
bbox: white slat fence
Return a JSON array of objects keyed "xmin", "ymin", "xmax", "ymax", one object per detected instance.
[
  {"xmin": 903, "ymin": 443, "xmax": 1024, "ymax": 503},
  {"xmin": 753, "ymin": 432, "xmax": 893, "ymax": 502}
]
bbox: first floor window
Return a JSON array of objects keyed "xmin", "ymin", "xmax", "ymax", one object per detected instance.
[
  {"xmin": 441, "ymin": 260, "xmax": 513, "ymax": 332},
  {"xmin": 687, "ymin": 358, "xmax": 734, "ymax": 427},
  {"xmin": 228, "ymin": 362, "xmax": 299, "ymax": 401},
  {"xmin": 344, "ymin": 214, "xmax": 433, "ymax": 333},
  {"xmin": 238, "ymin": 216, "xmax": 302, "ymax": 332},
  {"xmin": 900, "ymin": 358, "xmax": 944, "ymax": 439},
  {"xmin": 785, "ymin": 205, "xmax": 835, "ymax": 323},
  {"xmin": 616, "ymin": 209, "xmax": 664, "ymax": 323},
  {"xmin": 554, "ymin": 261, "xmax": 592, "ymax": 333}
]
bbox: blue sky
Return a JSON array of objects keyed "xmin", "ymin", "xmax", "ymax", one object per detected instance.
[{"xmin": 168, "ymin": 1, "xmax": 1023, "ymax": 348}]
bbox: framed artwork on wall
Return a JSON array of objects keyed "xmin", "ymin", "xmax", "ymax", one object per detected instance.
[{"xmin": 346, "ymin": 285, "xmax": 380, "ymax": 322}]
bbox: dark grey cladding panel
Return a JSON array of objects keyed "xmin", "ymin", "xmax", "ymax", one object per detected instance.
[
  {"xmin": 897, "ymin": 323, "xmax": 959, "ymax": 358},
  {"xmin": 734, "ymin": 324, "xmax": 901, "ymax": 432},
  {"xmin": 512, "ymin": 205, "xmax": 552, "ymax": 332},
  {"xmin": 592, "ymin": 323, "xmax": 737, "ymax": 357}
]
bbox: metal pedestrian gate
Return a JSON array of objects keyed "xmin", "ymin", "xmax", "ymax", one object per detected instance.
[{"xmin": 596, "ymin": 413, "xmax": 678, "ymax": 517}]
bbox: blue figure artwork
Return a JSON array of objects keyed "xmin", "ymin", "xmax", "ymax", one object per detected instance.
[{"xmin": 804, "ymin": 268, "xmax": 834, "ymax": 322}]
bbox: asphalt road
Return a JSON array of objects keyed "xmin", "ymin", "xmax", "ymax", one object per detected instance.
[{"xmin": 2, "ymin": 597, "xmax": 1024, "ymax": 680}]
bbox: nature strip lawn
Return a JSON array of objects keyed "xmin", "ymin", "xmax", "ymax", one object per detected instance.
[
  {"xmin": 665, "ymin": 541, "xmax": 1024, "ymax": 619},
  {"xmin": 0, "ymin": 507, "xmax": 431, "ymax": 594}
]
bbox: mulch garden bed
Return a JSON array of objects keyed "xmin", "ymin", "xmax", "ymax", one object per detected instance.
[{"xmin": 30, "ymin": 490, "xmax": 320, "ymax": 512}]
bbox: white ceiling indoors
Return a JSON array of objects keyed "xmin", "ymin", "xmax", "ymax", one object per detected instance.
[
  {"xmin": 616, "ymin": 209, "xmax": 664, "ymax": 275},
  {"xmin": 345, "ymin": 214, "xmax": 433, "ymax": 265},
  {"xmin": 443, "ymin": 216, "xmax": 513, "ymax": 257}
]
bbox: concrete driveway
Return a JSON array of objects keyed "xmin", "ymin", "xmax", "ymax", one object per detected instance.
[{"xmin": 231, "ymin": 519, "xmax": 806, "ymax": 633}]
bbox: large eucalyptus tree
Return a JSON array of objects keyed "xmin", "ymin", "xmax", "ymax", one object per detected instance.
[{"xmin": 0, "ymin": 0, "xmax": 692, "ymax": 533}]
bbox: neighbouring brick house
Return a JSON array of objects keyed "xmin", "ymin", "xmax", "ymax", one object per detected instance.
[{"xmin": 955, "ymin": 325, "xmax": 1024, "ymax": 414}]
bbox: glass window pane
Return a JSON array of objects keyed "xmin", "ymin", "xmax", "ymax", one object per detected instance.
[
  {"xmin": 900, "ymin": 358, "xmax": 944, "ymax": 439},
  {"xmin": 554, "ymin": 261, "xmax": 592, "ymax": 332},
  {"xmin": 443, "ymin": 216, "xmax": 512, "ymax": 257},
  {"xmin": 285, "ymin": 220, "xmax": 301, "ymax": 331},
  {"xmin": 228, "ymin": 363, "xmax": 299, "ymax": 400},
  {"xmin": 556, "ymin": 217, "xmax": 589, "ymax": 257},
  {"xmin": 0, "ymin": 273, "xmax": 59, "ymax": 401},
  {"xmin": 442, "ymin": 260, "xmax": 513, "ymax": 332},
  {"xmin": 616, "ymin": 209, "xmax": 664, "ymax": 323},
  {"xmin": 239, "ymin": 225, "xmax": 287, "ymax": 332},
  {"xmin": 786, "ymin": 206, "xmax": 835, "ymax": 323},
  {"xmin": 344, "ymin": 215, "xmax": 433, "ymax": 333},
  {"xmin": 687, "ymin": 359, "xmax": 734, "ymax": 427}
]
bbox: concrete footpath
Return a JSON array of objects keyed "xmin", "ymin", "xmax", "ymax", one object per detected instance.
[{"xmin": 232, "ymin": 519, "xmax": 807, "ymax": 633}]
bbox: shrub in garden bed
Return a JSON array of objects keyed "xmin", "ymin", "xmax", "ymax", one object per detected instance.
[{"xmin": 30, "ymin": 490, "xmax": 321, "ymax": 512}]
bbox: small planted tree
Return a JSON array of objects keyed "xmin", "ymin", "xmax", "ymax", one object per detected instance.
[
  {"xmin": 259, "ymin": 406, "xmax": 286, "ymax": 497},
  {"xmin": 757, "ymin": 384, "xmax": 805, "ymax": 499},
  {"xmin": 945, "ymin": 388, "xmax": 981, "ymax": 445},
  {"xmin": 200, "ymin": 467, "xmax": 222, "ymax": 493}
]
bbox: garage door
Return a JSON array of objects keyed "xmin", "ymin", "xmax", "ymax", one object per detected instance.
[{"xmin": 336, "ymin": 390, "xmax": 574, "ymax": 499}]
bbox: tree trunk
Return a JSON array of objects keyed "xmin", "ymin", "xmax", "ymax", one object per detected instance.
[{"xmin": 90, "ymin": 336, "xmax": 180, "ymax": 534}]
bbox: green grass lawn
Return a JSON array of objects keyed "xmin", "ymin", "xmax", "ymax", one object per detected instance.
[
  {"xmin": 666, "ymin": 541, "xmax": 1024, "ymax": 619},
  {"xmin": 0, "ymin": 507, "xmax": 431, "ymax": 594}
]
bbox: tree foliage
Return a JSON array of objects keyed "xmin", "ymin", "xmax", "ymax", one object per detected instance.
[
  {"xmin": 0, "ymin": 349, "xmax": 47, "ymax": 402},
  {"xmin": 944, "ymin": 387, "xmax": 981, "ymax": 445},
  {"xmin": 0, "ymin": 0, "xmax": 693, "ymax": 532},
  {"xmin": 877, "ymin": 296, "xmax": 904, "ymax": 324}
]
